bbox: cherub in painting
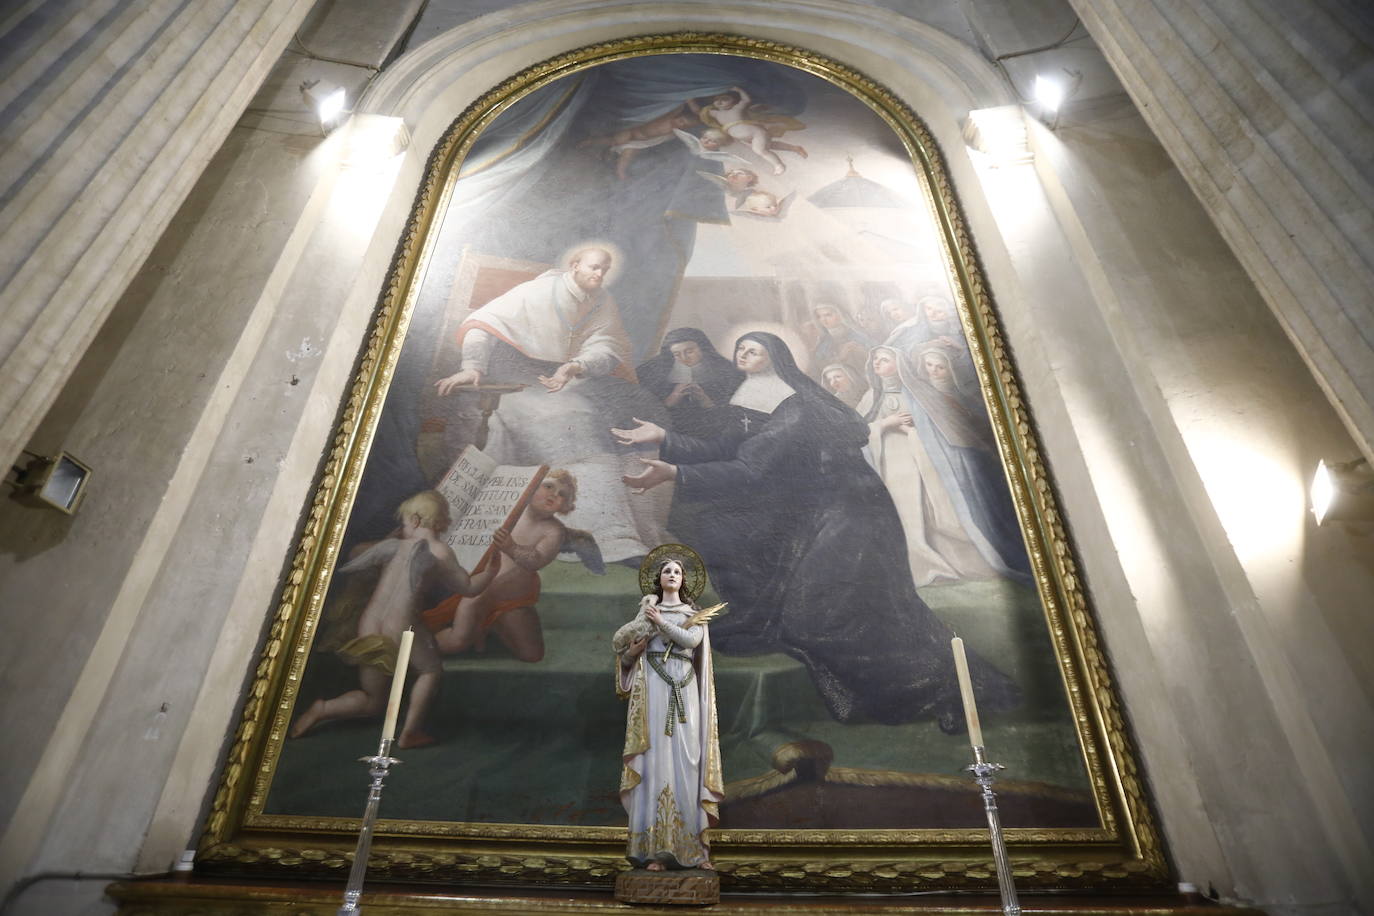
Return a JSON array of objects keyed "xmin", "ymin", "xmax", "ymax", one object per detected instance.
[
  {"xmin": 674, "ymin": 128, "xmax": 750, "ymax": 167},
  {"xmin": 425, "ymin": 470, "xmax": 582, "ymax": 663},
  {"xmin": 735, "ymin": 189, "xmax": 794, "ymax": 220},
  {"xmin": 697, "ymin": 165, "xmax": 792, "ymax": 220},
  {"xmin": 688, "ymin": 86, "xmax": 807, "ymax": 174},
  {"xmin": 289, "ymin": 490, "xmax": 501, "ymax": 749},
  {"xmin": 579, "ymin": 105, "xmax": 698, "ymax": 180},
  {"xmin": 721, "ymin": 166, "xmax": 759, "ymax": 194},
  {"xmin": 695, "ymin": 166, "xmax": 759, "ymax": 206}
]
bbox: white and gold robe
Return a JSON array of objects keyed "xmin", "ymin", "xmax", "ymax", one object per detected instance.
[
  {"xmin": 450, "ymin": 270, "xmax": 670, "ymax": 562},
  {"xmin": 616, "ymin": 602, "xmax": 722, "ymax": 868}
]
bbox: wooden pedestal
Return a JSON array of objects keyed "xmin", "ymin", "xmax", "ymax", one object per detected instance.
[{"xmin": 613, "ymin": 868, "xmax": 720, "ymax": 906}]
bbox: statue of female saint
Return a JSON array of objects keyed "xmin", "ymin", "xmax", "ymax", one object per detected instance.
[{"xmin": 614, "ymin": 545, "xmax": 724, "ymax": 871}]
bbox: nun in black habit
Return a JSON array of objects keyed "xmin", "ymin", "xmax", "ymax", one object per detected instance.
[
  {"xmin": 634, "ymin": 327, "xmax": 743, "ymax": 438},
  {"xmin": 614, "ymin": 331, "xmax": 1019, "ymax": 728}
]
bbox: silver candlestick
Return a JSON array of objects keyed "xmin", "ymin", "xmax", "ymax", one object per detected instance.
[
  {"xmin": 337, "ymin": 738, "xmax": 401, "ymax": 915},
  {"xmin": 967, "ymin": 745, "xmax": 1021, "ymax": 916}
]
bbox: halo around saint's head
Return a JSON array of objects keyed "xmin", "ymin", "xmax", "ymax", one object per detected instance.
[{"xmin": 639, "ymin": 543, "xmax": 706, "ymax": 598}]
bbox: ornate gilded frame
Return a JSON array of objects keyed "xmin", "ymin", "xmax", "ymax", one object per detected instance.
[{"xmin": 197, "ymin": 33, "xmax": 1167, "ymax": 893}]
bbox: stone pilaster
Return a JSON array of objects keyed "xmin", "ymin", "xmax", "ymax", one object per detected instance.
[
  {"xmin": 1073, "ymin": 0, "xmax": 1374, "ymax": 461},
  {"xmin": 0, "ymin": 0, "xmax": 317, "ymax": 467}
]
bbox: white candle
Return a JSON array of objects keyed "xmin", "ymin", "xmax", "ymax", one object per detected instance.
[
  {"xmin": 951, "ymin": 636, "xmax": 985, "ymax": 748},
  {"xmin": 381, "ymin": 628, "xmax": 414, "ymax": 743}
]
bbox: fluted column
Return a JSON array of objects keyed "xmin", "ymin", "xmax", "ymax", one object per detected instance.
[
  {"xmin": 0, "ymin": 0, "xmax": 316, "ymax": 467},
  {"xmin": 1072, "ymin": 0, "xmax": 1374, "ymax": 460}
]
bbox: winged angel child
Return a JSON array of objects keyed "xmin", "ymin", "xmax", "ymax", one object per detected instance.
[
  {"xmin": 614, "ymin": 548, "xmax": 725, "ymax": 871},
  {"xmin": 688, "ymin": 86, "xmax": 807, "ymax": 174}
]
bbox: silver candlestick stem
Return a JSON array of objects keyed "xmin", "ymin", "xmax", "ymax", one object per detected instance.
[
  {"xmin": 337, "ymin": 737, "xmax": 401, "ymax": 915},
  {"xmin": 967, "ymin": 745, "xmax": 1021, "ymax": 916}
]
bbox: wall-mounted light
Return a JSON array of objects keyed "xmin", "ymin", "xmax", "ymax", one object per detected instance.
[
  {"xmin": 5, "ymin": 450, "xmax": 92, "ymax": 515},
  {"xmin": 300, "ymin": 79, "xmax": 347, "ymax": 134},
  {"xmin": 987, "ymin": 16, "xmax": 1087, "ymax": 131},
  {"xmin": 1311, "ymin": 458, "xmax": 1374, "ymax": 525},
  {"xmin": 1031, "ymin": 69, "xmax": 1081, "ymax": 129},
  {"xmin": 1033, "ymin": 75, "xmax": 1066, "ymax": 112}
]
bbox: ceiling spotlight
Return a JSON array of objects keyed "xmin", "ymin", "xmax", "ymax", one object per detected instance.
[
  {"xmin": 300, "ymin": 80, "xmax": 347, "ymax": 132},
  {"xmin": 1033, "ymin": 75, "xmax": 1065, "ymax": 112},
  {"xmin": 318, "ymin": 87, "xmax": 345, "ymax": 122},
  {"xmin": 1029, "ymin": 70, "xmax": 1081, "ymax": 129},
  {"xmin": 1311, "ymin": 457, "xmax": 1374, "ymax": 525}
]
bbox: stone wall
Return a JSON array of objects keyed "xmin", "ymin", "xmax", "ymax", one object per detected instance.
[{"xmin": 0, "ymin": 0, "xmax": 318, "ymax": 471}]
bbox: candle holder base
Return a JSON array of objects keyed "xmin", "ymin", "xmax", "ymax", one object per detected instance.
[
  {"xmin": 336, "ymin": 738, "xmax": 401, "ymax": 915},
  {"xmin": 967, "ymin": 744, "xmax": 1021, "ymax": 916}
]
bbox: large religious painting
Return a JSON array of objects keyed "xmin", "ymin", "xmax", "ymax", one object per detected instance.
[{"xmin": 199, "ymin": 35, "xmax": 1165, "ymax": 892}]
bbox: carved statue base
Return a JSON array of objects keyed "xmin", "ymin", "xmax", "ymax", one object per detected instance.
[{"xmin": 614, "ymin": 868, "xmax": 720, "ymax": 906}]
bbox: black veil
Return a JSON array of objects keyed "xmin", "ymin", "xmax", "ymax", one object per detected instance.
[
  {"xmin": 636, "ymin": 328, "xmax": 742, "ymax": 402},
  {"xmin": 735, "ymin": 331, "xmax": 869, "ymax": 438}
]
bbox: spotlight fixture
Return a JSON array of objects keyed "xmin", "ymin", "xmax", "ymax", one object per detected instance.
[
  {"xmin": 300, "ymin": 79, "xmax": 347, "ymax": 132},
  {"xmin": 5, "ymin": 449, "xmax": 92, "ymax": 514},
  {"xmin": 1030, "ymin": 69, "xmax": 1081, "ymax": 129},
  {"xmin": 1310, "ymin": 457, "xmax": 1374, "ymax": 525},
  {"xmin": 1033, "ymin": 75, "xmax": 1065, "ymax": 112}
]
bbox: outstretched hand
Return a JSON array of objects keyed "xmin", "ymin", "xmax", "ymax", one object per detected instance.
[
  {"xmin": 622, "ymin": 457, "xmax": 675, "ymax": 494},
  {"xmin": 436, "ymin": 368, "xmax": 482, "ymax": 396},
  {"xmin": 537, "ymin": 361, "xmax": 581, "ymax": 393},
  {"xmin": 611, "ymin": 417, "xmax": 667, "ymax": 446}
]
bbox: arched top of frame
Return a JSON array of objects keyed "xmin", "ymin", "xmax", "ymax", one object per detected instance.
[{"xmin": 359, "ymin": 4, "xmax": 1013, "ymax": 138}]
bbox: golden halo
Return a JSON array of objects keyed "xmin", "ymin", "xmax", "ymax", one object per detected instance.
[{"xmin": 639, "ymin": 543, "xmax": 706, "ymax": 598}]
